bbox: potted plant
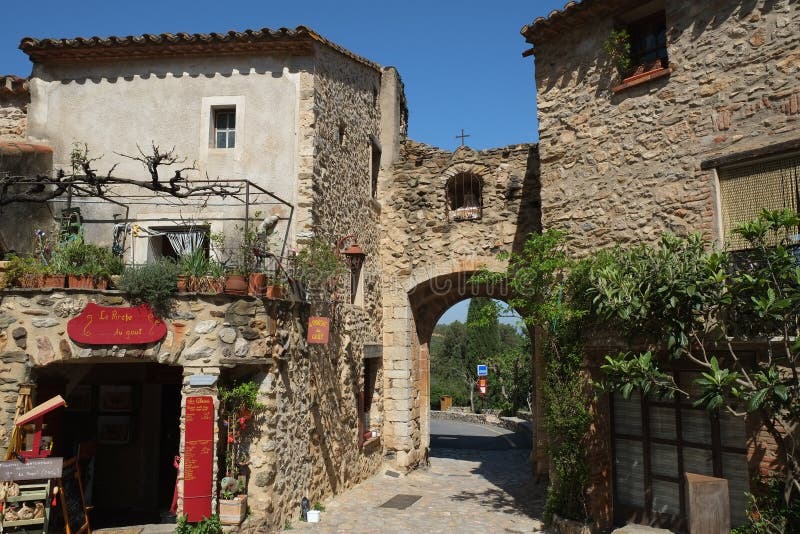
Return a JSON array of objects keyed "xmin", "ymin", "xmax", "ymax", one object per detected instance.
[
  {"xmin": 204, "ymin": 260, "xmax": 225, "ymax": 293},
  {"xmin": 263, "ymin": 274, "xmax": 287, "ymax": 300},
  {"xmin": 223, "ymin": 267, "xmax": 248, "ymax": 296},
  {"xmin": 603, "ymin": 28, "xmax": 632, "ymax": 79},
  {"xmin": 54, "ymin": 237, "xmax": 122, "ymax": 289},
  {"xmin": 217, "ymin": 381, "xmax": 264, "ymax": 525},
  {"xmin": 293, "ymin": 238, "xmax": 347, "ymax": 299},
  {"xmin": 34, "ymin": 229, "xmax": 66, "ymax": 288},
  {"xmin": 118, "ymin": 259, "xmax": 180, "ymax": 317},
  {"xmin": 4, "ymin": 255, "xmax": 46, "ymax": 288},
  {"xmin": 178, "ymin": 249, "xmax": 210, "ymax": 292}
]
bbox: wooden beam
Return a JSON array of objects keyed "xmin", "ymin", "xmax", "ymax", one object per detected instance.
[{"xmin": 700, "ymin": 137, "xmax": 800, "ymax": 170}]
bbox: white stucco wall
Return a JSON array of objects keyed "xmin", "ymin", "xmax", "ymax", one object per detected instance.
[{"xmin": 25, "ymin": 54, "xmax": 308, "ymax": 253}]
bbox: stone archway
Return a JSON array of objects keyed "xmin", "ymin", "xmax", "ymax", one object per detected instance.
[{"xmin": 381, "ymin": 258, "xmax": 548, "ymax": 476}]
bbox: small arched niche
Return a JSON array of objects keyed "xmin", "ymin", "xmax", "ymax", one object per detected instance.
[{"xmin": 446, "ymin": 173, "xmax": 483, "ymax": 221}]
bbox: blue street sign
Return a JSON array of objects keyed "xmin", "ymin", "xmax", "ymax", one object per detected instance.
[{"xmin": 477, "ymin": 364, "xmax": 488, "ymax": 376}]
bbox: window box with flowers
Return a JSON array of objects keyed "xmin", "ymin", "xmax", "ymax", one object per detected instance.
[{"xmin": 605, "ymin": 10, "xmax": 671, "ymax": 94}]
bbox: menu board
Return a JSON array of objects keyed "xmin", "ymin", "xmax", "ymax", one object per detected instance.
[{"xmin": 183, "ymin": 396, "xmax": 214, "ymax": 522}]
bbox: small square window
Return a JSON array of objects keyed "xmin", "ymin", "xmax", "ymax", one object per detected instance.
[{"xmin": 213, "ymin": 109, "xmax": 236, "ymax": 149}]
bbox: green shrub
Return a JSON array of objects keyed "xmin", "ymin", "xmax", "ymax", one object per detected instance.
[
  {"xmin": 118, "ymin": 259, "xmax": 179, "ymax": 317},
  {"xmin": 175, "ymin": 514, "xmax": 222, "ymax": 534},
  {"xmin": 732, "ymin": 476, "xmax": 800, "ymax": 533},
  {"xmin": 52, "ymin": 237, "xmax": 122, "ymax": 279},
  {"xmin": 4, "ymin": 255, "xmax": 46, "ymax": 286}
]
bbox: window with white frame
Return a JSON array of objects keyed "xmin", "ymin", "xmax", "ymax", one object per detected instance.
[{"xmin": 213, "ymin": 108, "xmax": 236, "ymax": 149}]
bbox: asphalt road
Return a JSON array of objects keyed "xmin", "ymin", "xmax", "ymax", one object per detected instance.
[{"xmin": 430, "ymin": 418, "xmax": 531, "ymax": 450}]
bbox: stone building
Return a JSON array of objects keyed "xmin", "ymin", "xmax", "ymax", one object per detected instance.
[
  {"xmin": 0, "ymin": 26, "xmax": 405, "ymax": 531},
  {"xmin": 522, "ymin": 0, "xmax": 800, "ymax": 529},
  {"xmin": 377, "ymin": 140, "xmax": 541, "ymax": 471}
]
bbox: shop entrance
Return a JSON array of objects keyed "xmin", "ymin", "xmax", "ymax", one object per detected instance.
[{"xmin": 32, "ymin": 361, "xmax": 182, "ymax": 529}]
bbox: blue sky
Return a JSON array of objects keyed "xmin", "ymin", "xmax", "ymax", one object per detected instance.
[{"xmin": 0, "ymin": 0, "xmax": 566, "ymax": 151}]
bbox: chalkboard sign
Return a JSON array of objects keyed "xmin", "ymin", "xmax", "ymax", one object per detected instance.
[
  {"xmin": 58, "ymin": 457, "xmax": 90, "ymax": 534},
  {"xmin": 0, "ymin": 457, "xmax": 63, "ymax": 481}
]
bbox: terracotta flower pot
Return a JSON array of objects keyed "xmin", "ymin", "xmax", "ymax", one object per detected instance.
[
  {"xmin": 176, "ymin": 275, "xmax": 188, "ymax": 292},
  {"xmin": 264, "ymin": 285, "xmax": 286, "ymax": 300},
  {"xmin": 224, "ymin": 275, "xmax": 248, "ymax": 296},
  {"xmin": 94, "ymin": 278, "xmax": 109, "ymax": 290},
  {"xmin": 248, "ymin": 273, "xmax": 266, "ymax": 296},
  {"xmin": 41, "ymin": 275, "xmax": 66, "ymax": 288},
  {"xmin": 19, "ymin": 275, "xmax": 44, "ymax": 288},
  {"xmin": 201, "ymin": 276, "xmax": 224, "ymax": 294},
  {"xmin": 68, "ymin": 275, "xmax": 94, "ymax": 289}
]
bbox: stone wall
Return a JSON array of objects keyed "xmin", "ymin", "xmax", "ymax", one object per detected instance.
[
  {"xmin": 530, "ymin": 0, "xmax": 800, "ymax": 527},
  {"xmin": 0, "ymin": 76, "xmax": 28, "ymax": 141},
  {"xmin": 532, "ymin": 0, "xmax": 800, "ymax": 256},
  {"xmin": 377, "ymin": 140, "xmax": 540, "ymax": 468},
  {"xmin": 0, "ymin": 289, "xmax": 380, "ymax": 530}
]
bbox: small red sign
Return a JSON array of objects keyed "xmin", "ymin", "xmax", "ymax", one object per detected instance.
[
  {"xmin": 67, "ymin": 303, "xmax": 166, "ymax": 345},
  {"xmin": 477, "ymin": 377, "xmax": 487, "ymax": 388},
  {"xmin": 183, "ymin": 396, "xmax": 214, "ymax": 522},
  {"xmin": 307, "ymin": 316, "xmax": 330, "ymax": 344}
]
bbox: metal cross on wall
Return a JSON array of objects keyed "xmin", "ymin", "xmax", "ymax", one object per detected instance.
[{"xmin": 455, "ymin": 128, "xmax": 470, "ymax": 146}]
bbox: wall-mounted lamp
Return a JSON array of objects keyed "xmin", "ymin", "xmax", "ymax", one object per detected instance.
[{"xmin": 337, "ymin": 234, "xmax": 366, "ymax": 272}]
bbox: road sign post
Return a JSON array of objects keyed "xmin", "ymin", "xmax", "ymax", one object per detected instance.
[{"xmin": 477, "ymin": 364, "xmax": 488, "ymax": 377}]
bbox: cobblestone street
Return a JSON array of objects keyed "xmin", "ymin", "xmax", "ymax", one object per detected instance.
[{"xmin": 289, "ymin": 447, "xmax": 545, "ymax": 534}]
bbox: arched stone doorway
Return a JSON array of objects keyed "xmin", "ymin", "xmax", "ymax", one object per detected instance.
[{"xmin": 381, "ymin": 260, "xmax": 547, "ymax": 477}]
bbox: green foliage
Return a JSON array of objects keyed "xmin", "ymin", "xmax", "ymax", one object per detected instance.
[
  {"xmin": 179, "ymin": 248, "xmax": 210, "ymax": 277},
  {"xmin": 4, "ymin": 254, "xmax": 47, "ymax": 286},
  {"xmin": 118, "ymin": 259, "xmax": 179, "ymax": 317},
  {"xmin": 219, "ymin": 380, "xmax": 265, "ymax": 484},
  {"xmin": 604, "ymin": 29, "xmax": 632, "ymax": 76},
  {"xmin": 731, "ymin": 477, "xmax": 800, "ymax": 533},
  {"xmin": 174, "ymin": 514, "xmax": 223, "ymax": 534},
  {"xmin": 592, "ymin": 209, "xmax": 800, "ymax": 512},
  {"xmin": 219, "ymin": 381, "xmax": 265, "ymax": 416},
  {"xmin": 476, "ymin": 230, "xmax": 592, "ymax": 523},
  {"xmin": 52, "ymin": 236, "xmax": 123, "ymax": 278},
  {"xmin": 294, "ymin": 238, "xmax": 346, "ymax": 294}
]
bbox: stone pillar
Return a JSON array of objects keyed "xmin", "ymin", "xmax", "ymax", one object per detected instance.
[
  {"xmin": 380, "ymin": 290, "xmax": 420, "ymax": 469},
  {"xmin": 685, "ymin": 473, "xmax": 730, "ymax": 534}
]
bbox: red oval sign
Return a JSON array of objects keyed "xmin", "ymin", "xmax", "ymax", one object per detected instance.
[{"xmin": 67, "ymin": 302, "xmax": 167, "ymax": 345}]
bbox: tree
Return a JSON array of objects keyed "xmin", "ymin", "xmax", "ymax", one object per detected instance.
[
  {"xmin": 592, "ymin": 210, "xmax": 800, "ymax": 529},
  {"xmin": 430, "ymin": 321, "xmax": 470, "ymax": 407},
  {"xmin": 0, "ymin": 142, "xmax": 241, "ymax": 206},
  {"xmin": 466, "ymin": 297, "xmax": 501, "ymax": 412}
]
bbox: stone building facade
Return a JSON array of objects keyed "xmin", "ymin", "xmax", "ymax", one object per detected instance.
[
  {"xmin": 377, "ymin": 140, "xmax": 541, "ymax": 469},
  {"xmin": 0, "ymin": 76, "xmax": 28, "ymax": 141},
  {"xmin": 523, "ymin": 0, "xmax": 800, "ymax": 529},
  {"xmin": 0, "ymin": 26, "xmax": 404, "ymax": 531}
]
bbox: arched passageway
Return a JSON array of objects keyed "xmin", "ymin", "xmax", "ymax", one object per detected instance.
[{"xmin": 380, "ymin": 263, "xmax": 547, "ymax": 478}]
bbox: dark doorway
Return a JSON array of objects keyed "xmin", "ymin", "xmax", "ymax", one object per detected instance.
[{"xmin": 33, "ymin": 361, "xmax": 183, "ymax": 529}]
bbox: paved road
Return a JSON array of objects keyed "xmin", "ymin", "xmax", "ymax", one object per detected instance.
[
  {"xmin": 289, "ymin": 420, "xmax": 544, "ymax": 533},
  {"xmin": 430, "ymin": 418, "xmax": 531, "ymax": 450}
]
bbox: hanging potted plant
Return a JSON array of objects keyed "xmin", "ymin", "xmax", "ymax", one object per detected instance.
[{"xmin": 218, "ymin": 381, "xmax": 264, "ymax": 525}]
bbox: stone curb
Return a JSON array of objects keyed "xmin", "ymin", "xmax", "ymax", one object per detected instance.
[{"xmin": 430, "ymin": 409, "xmax": 533, "ymax": 436}]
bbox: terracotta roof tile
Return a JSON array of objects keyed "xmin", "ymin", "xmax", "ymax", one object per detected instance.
[
  {"xmin": 521, "ymin": 0, "xmax": 625, "ymax": 45},
  {"xmin": 19, "ymin": 26, "xmax": 382, "ymax": 71}
]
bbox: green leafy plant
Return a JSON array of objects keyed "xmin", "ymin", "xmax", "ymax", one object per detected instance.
[
  {"xmin": 592, "ymin": 209, "xmax": 800, "ymax": 514},
  {"xmin": 4, "ymin": 254, "xmax": 46, "ymax": 287},
  {"xmin": 219, "ymin": 381, "xmax": 265, "ymax": 493},
  {"xmin": 294, "ymin": 238, "xmax": 346, "ymax": 296},
  {"xmin": 603, "ymin": 28, "xmax": 632, "ymax": 77},
  {"xmin": 51, "ymin": 236, "xmax": 123, "ymax": 279},
  {"xmin": 175, "ymin": 514, "xmax": 223, "ymax": 534},
  {"xmin": 473, "ymin": 230, "xmax": 592, "ymax": 524},
  {"xmin": 732, "ymin": 476, "xmax": 800, "ymax": 533},
  {"xmin": 118, "ymin": 259, "xmax": 179, "ymax": 317},
  {"xmin": 313, "ymin": 501, "xmax": 325, "ymax": 512}
]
